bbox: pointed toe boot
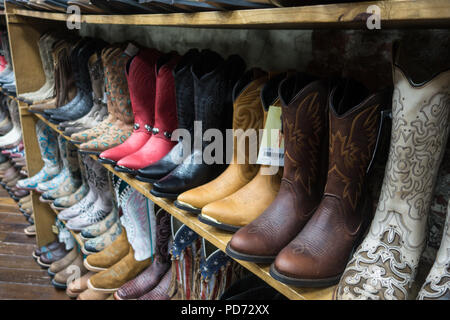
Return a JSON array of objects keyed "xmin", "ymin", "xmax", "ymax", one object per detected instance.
[
  {"xmin": 84, "ymin": 229, "xmax": 130, "ymax": 272},
  {"xmin": 225, "ymin": 74, "xmax": 330, "ymax": 263},
  {"xmin": 336, "ymin": 60, "xmax": 450, "ymax": 300},
  {"xmin": 150, "ymin": 52, "xmax": 246, "ymax": 199},
  {"xmin": 135, "ymin": 49, "xmax": 199, "ymax": 183},
  {"xmin": 114, "ymin": 52, "xmax": 180, "ymax": 173},
  {"xmin": 270, "ymin": 80, "xmax": 390, "ymax": 287},
  {"xmin": 175, "ymin": 68, "xmax": 267, "ymax": 214},
  {"xmin": 114, "ymin": 209, "xmax": 171, "ymax": 300},
  {"xmin": 99, "ymin": 48, "xmax": 162, "ymax": 166}
]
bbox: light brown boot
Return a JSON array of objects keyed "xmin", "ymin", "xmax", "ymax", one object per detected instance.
[
  {"xmin": 52, "ymin": 253, "xmax": 88, "ymax": 289},
  {"xmin": 48, "ymin": 247, "xmax": 78, "ymax": 276},
  {"xmin": 66, "ymin": 271, "xmax": 95, "ymax": 299},
  {"xmin": 175, "ymin": 69, "xmax": 268, "ymax": 214},
  {"xmin": 83, "ymin": 229, "xmax": 130, "ymax": 272},
  {"xmin": 87, "ymin": 246, "xmax": 152, "ymax": 294}
]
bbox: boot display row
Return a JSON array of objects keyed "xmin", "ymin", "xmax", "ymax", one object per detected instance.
[
  {"xmin": 15, "ymin": 31, "xmax": 449, "ymax": 300},
  {"xmin": 0, "ymin": 30, "xmax": 16, "ymax": 95}
]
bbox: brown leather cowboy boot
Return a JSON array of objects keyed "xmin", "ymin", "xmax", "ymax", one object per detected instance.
[
  {"xmin": 270, "ymin": 80, "xmax": 391, "ymax": 287},
  {"xmin": 196, "ymin": 73, "xmax": 286, "ymax": 232},
  {"xmin": 87, "ymin": 246, "xmax": 152, "ymax": 294},
  {"xmin": 225, "ymin": 73, "xmax": 329, "ymax": 261},
  {"xmin": 114, "ymin": 208, "xmax": 171, "ymax": 300},
  {"xmin": 174, "ymin": 68, "xmax": 268, "ymax": 214}
]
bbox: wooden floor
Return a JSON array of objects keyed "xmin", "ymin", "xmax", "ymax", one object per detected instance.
[{"xmin": 0, "ymin": 188, "xmax": 68, "ymax": 300}]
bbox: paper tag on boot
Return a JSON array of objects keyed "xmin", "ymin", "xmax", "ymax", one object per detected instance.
[
  {"xmin": 124, "ymin": 43, "xmax": 139, "ymax": 57},
  {"xmin": 256, "ymin": 105, "xmax": 284, "ymax": 166}
]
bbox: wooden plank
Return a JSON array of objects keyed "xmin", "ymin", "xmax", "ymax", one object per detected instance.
[
  {"xmin": 0, "ymin": 241, "xmax": 35, "ymax": 256},
  {"xmin": 0, "ymin": 267, "xmax": 50, "ymax": 286},
  {"xmin": 0, "ymin": 253, "xmax": 40, "ymax": 270},
  {"xmin": 0, "ymin": 222, "xmax": 29, "ymax": 234},
  {"xmin": 0, "ymin": 282, "xmax": 68, "ymax": 300},
  {"xmin": 0, "ymin": 231, "xmax": 37, "ymax": 245},
  {"xmin": 7, "ymin": 0, "xmax": 450, "ymax": 29},
  {"xmin": 0, "ymin": 213, "xmax": 29, "ymax": 225}
]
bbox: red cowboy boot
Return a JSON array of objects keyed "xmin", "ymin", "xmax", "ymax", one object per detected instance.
[
  {"xmin": 98, "ymin": 48, "xmax": 162, "ymax": 165},
  {"xmin": 115, "ymin": 52, "xmax": 180, "ymax": 174}
]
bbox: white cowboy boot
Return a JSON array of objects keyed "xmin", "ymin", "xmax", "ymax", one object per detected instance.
[
  {"xmin": 58, "ymin": 155, "xmax": 98, "ymax": 221},
  {"xmin": 17, "ymin": 120, "xmax": 61, "ymax": 190},
  {"xmin": 417, "ymin": 198, "xmax": 449, "ymax": 300},
  {"xmin": 66, "ymin": 159, "xmax": 113, "ymax": 231},
  {"xmin": 336, "ymin": 53, "xmax": 450, "ymax": 300}
]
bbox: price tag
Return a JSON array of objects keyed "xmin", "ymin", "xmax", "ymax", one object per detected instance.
[
  {"xmin": 52, "ymin": 225, "xmax": 59, "ymax": 235},
  {"xmin": 256, "ymin": 105, "xmax": 284, "ymax": 166}
]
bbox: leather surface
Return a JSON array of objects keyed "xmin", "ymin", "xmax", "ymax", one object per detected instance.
[
  {"xmin": 115, "ymin": 209, "xmax": 171, "ymax": 299},
  {"xmin": 116, "ymin": 52, "xmax": 180, "ymax": 169},
  {"xmin": 89, "ymin": 246, "xmax": 152, "ymax": 290},
  {"xmin": 177, "ymin": 69, "xmax": 267, "ymax": 209},
  {"xmin": 100, "ymin": 48, "xmax": 162, "ymax": 162},
  {"xmin": 85, "ymin": 229, "xmax": 130, "ymax": 269},
  {"xmin": 137, "ymin": 267, "xmax": 172, "ymax": 300},
  {"xmin": 273, "ymin": 79, "xmax": 387, "ymax": 281},
  {"xmin": 228, "ymin": 74, "xmax": 329, "ymax": 255}
]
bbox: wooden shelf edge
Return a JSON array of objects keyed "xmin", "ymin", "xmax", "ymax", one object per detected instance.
[
  {"xmin": 8, "ymin": 0, "xmax": 450, "ymax": 28},
  {"xmin": 31, "ymin": 111, "xmax": 335, "ymax": 300}
]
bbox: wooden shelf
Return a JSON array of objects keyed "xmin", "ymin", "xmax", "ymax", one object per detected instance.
[
  {"xmin": 7, "ymin": 0, "xmax": 450, "ymax": 29},
  {"xmin": 31, "ymin": 111, "xmax": 335, "ymax": 300}
]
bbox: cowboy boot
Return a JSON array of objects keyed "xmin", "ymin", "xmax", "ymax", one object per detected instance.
[
  {"xmin": 17, "ymin": 121, "xmax": 61, "ymax": 190},
  {"xmin": 50, "ymin": 40, "xmax": 108, "ymax": 123},
  {"xmin": 61, "ymin": 52, "xmax": 106, "ymax": 134},
  {"xmin": 150, "ymin": 52, "xmax": 246, "ymax": 199},
  {"xmin": 336, "ymin": 65, "xmax": 450, "ymax": 300},
  {"xmin": 269, "ymin": 80, "xmax": 389, "ymax": 287},
  {"xmin": 98, "ymin": 47, "xmax": 162, "ymax": 166},
  {"xmin": 114, "ymin": 208, "xmax": 171, "ymax": 300},
  {"xmin": 113, "ymin": 51, "xmax": 179, "ymax": 173},
  {"xmin": 70, "ymin": 46, "xmax": 120, "ymax": 144},
  {"xmin": 47, "ymin": 246, "xmax": 78, "ymax": 277},
  {"xmin": 78, "ymin": 46, "xmax": 135, "ymax": 155},
  {"xmin": 66, "ymin": 159, "xmax": 113, "ymax": 231},
  {"xmin": 58, "ymin": 154, "xmax": 98, "ymax": 221},
  {"xmin": 175, "ymin": 68, "xmax": 267, "ymax": 214},
  {"xmin": 137, "ymin": 267, "xmax": 172, "ymax": 300},
  {"xmin": 225, "ymin": 74, "xmax": 330, "ymax": 261},
  {"xmin": 0, "ymin": 99, "xmax": 22, "ymax": 148},
  {"xmin": 196, "ymin": 73, "xmax": 285, "ymax": 232},
  {"xmin": 84, "ymin": 229, "xmax": 130, "ymax": 272},
  {"xmin": 52, "ymin": 253, "xmax": 89, "ymax": 289},
  {"xmin": 80, "ymin": 206, "xmax": 119, "ymax": 240},
  {"xmin": 44, "ymin": 39, "xmax": 91, "ymax": 121},
  {"xmin": 135, "ymin": 48, "xmax": 200, "ymax": 183},
  {"xmin": 51, "ymin": 176, "xmax": 89, "ymax": 210},
  {"xmin": 20, "ymin": 33, "xmax": 58, "ymax": 102},
  {"xmin": 82, "ymin": 221, "xmax": 123, "ymax": 254},
  {"xmin": 87, "ymin": 245, "xmax": 152, "ymax": 293},
  {"xmin": 39, "ymin": 140, "xmax": 82, "ymax": 202},
  {"xmin": 66, "ymin": 271, "xmax": 95, "ymax": 299},
  {"xmin": 417, "ymin": 200, "xmax": 450, "ymax": 300}
]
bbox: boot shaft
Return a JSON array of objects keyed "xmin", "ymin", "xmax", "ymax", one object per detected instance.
[
  {"xmin": 279, "ymin": 74, "xmax": 329, "ymax": 199},
  {"xmin": 153, "ymin": 52, "xmax": 181, "ymax": 139},
  {"xmin": 230, "ymin": 68, "xmax": 268, "ymax": 174},
  {"xmin": 324, "ymin": 79, "xmax": 388, "ymax": 213},
  {"xmin": 36, "ymin": 120, "xmax": 60, "ymax": 168},
  {"xmin": 174, "ymin": 49, "xmax": 200, "ymax": 134},
  {"xmin": 192, "ymin": 51, "xmax": 246, "ymax": 140},
  {"xmin": 126, "ymin": 47, "xmax": 162, "ymax": 133},
  {"xmin": 102, "ymin": 45, "xmax": 133, "ymax": 124},
  {"xmin": 155, "ymin": 208, "xmax": 171, "ymax": 263}
]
